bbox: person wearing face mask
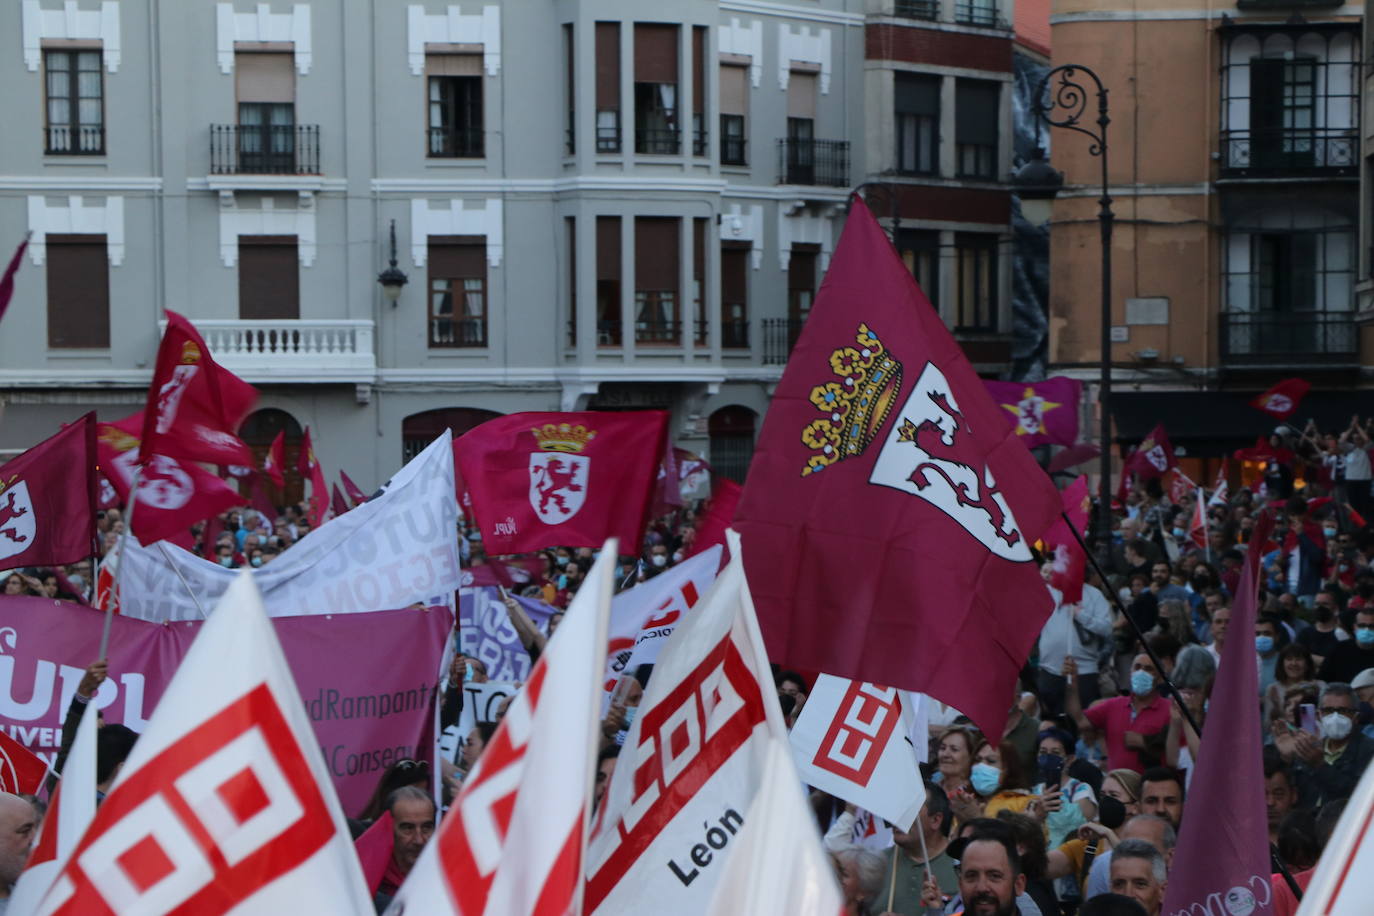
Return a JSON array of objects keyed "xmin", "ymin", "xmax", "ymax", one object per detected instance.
[
  {"xmin": 1255, "ymin": 615, "xmax": 1284, "ymax": 696},
  {"xmin": 1289, "ymin": 683, "xmax": 1374, "ymax": 808},
  {"xmin": 1066, "ymin": 654, "xmax": 1172, "ymax": 774},
  {"xmin": 1318, "ymin": 609, "xmax": 1374, "ymax": 683},
  {"xmin": 1349, "ymin": 668, "xmax": 1374, "ymax": 739},
  {"xmin": 965, "ymin": 740, "xmax": 1036, "ymax": 822},
  {"xmin": 1296, "ymin": 590, "xmax": 1350, "ymax": 669}
]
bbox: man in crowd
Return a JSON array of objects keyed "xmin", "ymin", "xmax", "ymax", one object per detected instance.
[
  {"xmin": 882, "ymin": 782, "xmax": 959, "ymax": 911},
  {"xmin": 1149, "ymin": 562, "xmax": 1191, "ymax": 608},
  {"xmin": 1297, "ymin": 590, "xmax": 1348, "ymax": 668},
  {"xmin": 1139, "ymin": 767, "xmax": 1184, "ymax": 831},
  {"xmin": 375, "ymin": 786, "xmax": 435, "ymax": 908},
  {"xmin": 0, "ymin": 793, "xmax": 36, "ymax": 908},
  {"xmin": 1318, "ymin": 608, "xmax": 1374, "ymax": 684},
  {"xmin": 1256, "ymin": 615, "xmax": 1283, "ymax": 695},
  {"xmin": 947, "ymin": 834, "xmax": 1027, "ymax": 916},
  {"xmin": 1085, "ymin": 815, "xmax": 1176, "ymax": 899},
  {"xmin": 1038, "ymin": 568, "xmax": 1113, "ymax": 718},
  {"xmin": 1205, "ymin": 604, "xmax": 1231, "ymax": 668},
  {"xmin": 1066, "ymin": 654, "xmax": 1171, "ymax": 773},
  {"xmin": 1289, "ymin": 683, "xmax": 1374, "ymax": 808},
  {"xmin": 1263, "ymin": 751, "xmax": 1297, "ymax": 847},
  {"xmin": 1108, "ymin": 839, "xmax": 1168, "ymax": 916}
]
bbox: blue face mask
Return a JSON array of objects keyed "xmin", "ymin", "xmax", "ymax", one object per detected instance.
[
  {"xmin": 970, "ymin": 763, "xmax": 1002, "ymax": 796},
  {"xmin": 250, "ymin": 556, "xmax": 263, "ymax": 568},
  {"xmin": 1130, "ymin": 669, "xmax": 1156, "ymax": 696},
  {"xmin": 557, "ymin": 574, "xmax": 568, "ymax": 589},
  {"xmin": 1172, "ymin": 528, "xmax": 1186, "ymax": 539},
  {"xmin": 556, "ymin": 556, "xmax": 569, "ymax": 567},
  {"xmin": 1255, "ymin": 635, "xmax": 1275, "ymax": 654},
  {"xmin": 622, "ymin": 705, "xmax": 638, "ymax": 726},
  {"xmin": 1357, "ymin": 628, "xmax": 1374, "ymax": 648}
]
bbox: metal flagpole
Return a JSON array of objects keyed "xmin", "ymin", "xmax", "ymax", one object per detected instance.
[{"xmin": 99, "ymin": 465, "xmax": 142, "ymax": 659}]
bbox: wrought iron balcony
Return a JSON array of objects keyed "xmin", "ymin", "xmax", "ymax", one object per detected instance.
[
  {"xmin": 45, "ymin": 125, "xmax": 104, "ymax": 156},
  {"xmin": 722, "ymin": 318, "xmax": 750, "ymax": 349},
  {"xmin": 954, "ymin": 0, "xmax": 1000, "ymax": 26},
  {"xmin": 210, "ymin": 124, "xmax": 320, "ymax": 175},
  {"xmin": 777, "ymin": 138, "xmax": 850, "ymax": 187},
  {"xmin": 429, "ymin": 316, "xmax": 487, "ymax": 348},
  {"xmin": 635, "ymin": 319, "xmax": 682, "ymax": 345},
  {"xmin": 159, "ymin": 319, "xmax": 374, "ymax": 382},
  {"xmin": 1219, "ymin": 128, "xmax": 1357, "ymax": 178},
  {"xmin": 427, "ymin": 127, "xmax": 484, "ymax": 159},
  {"xmin": 1219, "ymin": 311, "xmax": 1357, "ymax": 365},
  {"xmin": 762, "ymin": 318, "xmax": 805, "ymax": 365},
  {"xmin": 895, "ymin": 0, "xmax": 940, "ymax": 18},
  {"xmin": 636, "ymin": 127, "xmax": 681, "ymax": 155}
]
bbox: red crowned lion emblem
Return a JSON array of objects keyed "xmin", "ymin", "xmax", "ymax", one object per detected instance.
[{"xmin": 0, "ymin": 489, "xmax": 29, "ymax": 547}]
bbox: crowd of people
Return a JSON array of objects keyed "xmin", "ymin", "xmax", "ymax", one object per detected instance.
[{"xmin": 2, "ymin": 418, "xmax": 1374, "ymax": 915}]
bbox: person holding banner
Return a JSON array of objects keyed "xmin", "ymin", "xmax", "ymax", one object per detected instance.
[{"xmin": 880, "ymin": 783, "xmax": 959, "ymax": 912}]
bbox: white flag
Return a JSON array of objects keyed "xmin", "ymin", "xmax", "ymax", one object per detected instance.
[
  {"xmin": 790, "ymin": 675, "xmax": 926, "ymax": 832},
  {"xmin": 8, "ymin": 702, "xmax": 98, "ymax": 914},
  {"xmin": 585, "ymin": 530, "xmax": 789, "ymax": 915},
  {"xmin": 705, "ymin": 738, "xmax": 844, "ymax": 916},
  {"xmin": 35, "ymin": 572, "xmax": 372, "ymax": 915},
  {"xmin": 1297, "ymin": 757, "xmax": 1374, "ymax": 916},
  {"xmin": 113, "ymin": 433, "xmax": 460, "ymax": 621},
  {"xmin": 389, "ymin": 541, "xmax": 616, "ymax": 916}
]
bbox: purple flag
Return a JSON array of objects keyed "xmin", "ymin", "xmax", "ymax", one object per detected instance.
[
  {"xmin": 983, "ymin": 377, "xmax": 1081, "ymax": 448},
  {"xmin": 1161, "ymin": 512, "xmax": 1275, "ymax": 916}
]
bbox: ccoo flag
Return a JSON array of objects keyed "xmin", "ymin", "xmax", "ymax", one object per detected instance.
[
  {"xmin": 457, "ymin": 411, "xmax": 668, "ymax": 554},
  {"xmin": 984, "ymin": 376, "xmax": 1081, "ymax": 447},
  {"xmin": 731, "ymin": 198, "xmax": 1060, "ymax": 737},
  {"xmin": 1161, "ymin": 512, "xmax": 1275, "ymax": 916}
]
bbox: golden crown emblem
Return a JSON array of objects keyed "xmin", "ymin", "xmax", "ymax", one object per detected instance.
[
  {"xmin": 0, "ymin": 475, "xmax": 16, "ymax": 496},
  {"xmin": 799, "ymin": 323, "xmax": 903, "ymax": 477},
  {"xmin": 532, "ymin": 422, "xmax": 596, "ymax": 453},
  {"xmin": 179, "ymin": 340, "xmax": 202, "ymax": 365},
  {"xmin": 99, "ymin": 427, "xmax": 138, "ymax": 453}
]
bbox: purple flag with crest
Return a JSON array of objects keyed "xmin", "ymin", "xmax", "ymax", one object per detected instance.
[{"xmin": 1161, "ymin": 513, "xmax": 1275, "ymax": 916}]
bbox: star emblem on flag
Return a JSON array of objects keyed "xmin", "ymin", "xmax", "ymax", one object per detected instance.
[{"xmin": 1001, "ymin": 386, "xmax": 1062, "ymax": 438}]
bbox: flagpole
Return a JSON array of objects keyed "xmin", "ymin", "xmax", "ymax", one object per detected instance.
[
  {"xmin": 100, "ymin": 465, "xmax": 143, "ymax": 659},
  {"xmin": 154, "ymin": 542, "xmax": 209, "ymax": 619}
]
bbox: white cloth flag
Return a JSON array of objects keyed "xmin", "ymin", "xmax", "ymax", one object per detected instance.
[
  {"xmin": 600, "ymin": 545, "xmax": 722, "ymax": 710},
  {"xmin": 113, "ymin": 433, "xmax": 460, "ymax": 621},
  {"xmin": 585, "ymin": 531, "xmax": 789, "ymax": 915},
  {"xmin": 35, "ymin": 572, "xmax": 373, "ymax": 915},
  {"xmin": 790, "ymin": 675, "xmax": 926, "ymax": 832},
  {"xmin": 1297, "ymin": 756, "xmax": 1374, "ymax": 916},
  {"xmin": 388, "ymin": 543, "xmax": 616, "ymax": 916},
  {"xmin": 8, "ymin": 702, "xmax": 98, "ymax": 914},
  {"xmin": 705, "ymin": 739, "xmax": 844, "ymax": 916}
]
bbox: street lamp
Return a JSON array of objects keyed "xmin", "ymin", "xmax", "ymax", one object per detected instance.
[
  {"xmin": 1023, "ymin": 64, "xmax": 1115, "ymax": 562},
  {"xmin": 1011, "ymin": 147, "xmax": 1064, "ymax": 226},
  {"xmin": 376, "ymin": 218, "xmax": 408, "ymax": 304}
]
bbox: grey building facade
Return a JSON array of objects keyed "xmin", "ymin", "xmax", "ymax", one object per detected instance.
[{"xmin": 1, "ymin": 0, "xmax": 1016, "ymax": 496}]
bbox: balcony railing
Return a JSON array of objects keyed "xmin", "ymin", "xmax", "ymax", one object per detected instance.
[
  {"xmin": 1219, "ymin": 129, "xmax": 1358, "ymax": 178},
  {"xmin": 635, "ymin": 319, "xmax": 681, "ymax": 345},
  {"xmin": 45, "ymin": 125, "xmax": 104, "ymax": 156},
  {"xmin": 894, "ymin": 0, "xmax": 940, "ymax": 18},
  {"xmin": 210, "ymin": 124, "xmax": 320, "ymax": 175},
  {"xmin": 158, "ymin": 319, "xmax": 374, "ymax": 382},
  {"xmin": 427, "ymin": 126, "xmax": 484, "ymax": 159},
  {"xmin": 723, "ymin": 318, "xmax": 750, "ymax": 349},
  {"xmin": 954, "ymin": 0, "xmax": 1000, "ymax": 25},
  {"xmin": 636, "ymin": 127, "xmax": 680, "ymax": 155},
  {"xmin": 1219, "ymin": 311, "xmax": 1357, "ymax": 364},
  {"xmin": 777, "ymin": 138, "xmax": 850, "ymax": 187},
  {"xmin": 429, "ymin": 316, "xmax": 487, "ymax": 348},
  {"xmin": 762, "ymin": 318, "xmax": 805, "ymax": 365}
]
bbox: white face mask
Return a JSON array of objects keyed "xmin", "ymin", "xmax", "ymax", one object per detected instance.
[
  {"xmin": 1320, "ymin": 712, "xmax": 1353, "ymax": 741},
  {"xmin": 651, "ymin": 554, "xmax": 667, "ymax": 568}
]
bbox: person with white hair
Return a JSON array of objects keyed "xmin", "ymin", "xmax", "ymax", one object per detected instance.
[
  {"xmin": 1108, "ymin": 838, "xmax": 1167, "ymax": 916},
  {"xmin": 832, "ymin": 846, "xmax": 886, "ymax": 916}
]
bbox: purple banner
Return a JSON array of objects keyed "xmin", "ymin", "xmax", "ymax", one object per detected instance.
[
  {"xmin": 0, "ymin": 596, "xmax": 452, "ymax": 815},
  {"xmin": 458, "ymin": 587, "xmax": 558, "ymax": 682}
]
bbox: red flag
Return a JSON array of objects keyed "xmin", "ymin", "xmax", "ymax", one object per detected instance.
[
  {"xmin": 1168, "ymin": 469, "xmax": 1196, "ymax": 506},
  {"xmin": 353, "ymin": 811, "xmax": 394, "ymax": 896},
  {"xmin": 1233, "ymin": 435, "xmax": 1294, "ymax": 465},
  {"xmin": 0, "ymin": 413, "xmax": 98, "ymax": 568},
  {"xmin": 1250, "ymin": 378, "xmax": 1310, "ymax": 420},
  {"xmin": 0, "ymin": 730, "xmax": 48, "ymax": 795},
  {"xmin": 298, "ymin": 427, "xmax": 328, "ymax": 529},
  {"xmin": 1123, "ymin": 422, "xmax": 1176, "ymax": 480},
  {"xmin": 262, "ymin": 430, "xmax": 286, "ymax": 487},
  {"xmin": 140, "ymin": 310, "xmax": 258, "ymax": 466},
  {"xmin": 339, "ymin": 470, "xmax": 367, "ymax": 506},
  {"xmin": 97, "ymin": 413, "xmax": 245, "ymax": 546},
  {"xmin": 1189, "ymin": 488, "xmax": 1208, "ymax": 550},
  {"xmin": 1042, "ymin": 476, "xmax": 1090, "ymax": 604},
  {"xmin": 456, "ymin": 411, "xmax": 669, "ymax": 554},
  {"xmin": 250, "ymin": 475, "xmax": 278, "ymax": 525},
  {"xmin": 0, "ymin": 235, "xmax": 30, "ymax": 324},
  {"xmin": 688, "ymin": 477, "xmax": 742, "ymax": 559},
  {"xmin": 330, "ymin": 483, "xmax": 348, "ymax": 518},
  {"xmin": 983, "ymin": 376, "xmax": 1082, "ymax": 447},
  {"xmin": 731, "ymin": 198, "xmax": 1061, "ymax": 737}
]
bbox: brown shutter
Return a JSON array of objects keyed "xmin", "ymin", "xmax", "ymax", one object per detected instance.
[
  {"xmin": 238, "ymin": 236, "xmax": 299, "ymax": 319},
  {"xmin": 692, "ymin": 27, "xmax": 705, "ymax": 114},
  {"xmin": 634, "ymin": 24, "xmax": 678, "ymax": 84},
  {"xmin": 235, "ymin": 52, "xmax": 294, "ymax": 103},
  {"xmin": 720, "ymin": 65, "xmax": 747, "ymax": 116},
  {"xmin": 693, "ymin": 218, "xmax": 706, "ymax": 280},
  {"xmin": 721, "ymin": 244, "xmax": 748, "ymax": 304},
  {"xmin": 787, "ymin": 72, "xmax": 817, "ymax": 119},
  {"xmin": 46, "ymin": 234, "xmax": 109, "ymax": 348},
  {"xmin": 428, "ymin": 236, "xmax": 486, "ymax": 276},
  {"xmin": 595, "ymin": 22, "xmax": 619, "ymax": 110},
  {"xmin": 789, "ymin": 245, "xmax": 818, "ymax": 291},
  {"xmin": 635, "ymin": 217, "xmax": 679, "ymax": 291},
  {"xmin": 425, "ymin": 53, "xmax": 482, "ymax": 76},
  {"xmin": 596, "ymin": 216, "xmax": 621, "ymax": 282}
]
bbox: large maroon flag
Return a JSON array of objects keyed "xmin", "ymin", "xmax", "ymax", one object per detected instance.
[
  {"xmin": 0, "ymin": 236, "xmax": 29, "ymax": 325},
  {"xmin": 984, "ymin": 377, "xmax": 1082, "ymax": 448},
  {"xmin": 0, "ymin": 413, "xmax": 98, "ymax": 568},
  {"xmin": 456, "ymin": 411, "xmax": 668, "ymax": 554},
  {"xmin": 732, "ymin": 199, "xmax": 1060, "ymax": 736},
  {"xmin": 97, "ymin": 413, "xmax": 245, "ymax": 546},
  {"xmin": 297, "ymin": 427, "xmax": 328, "ymax": 528},
  {"xmin": 140, "ymin": 310, "xmax": 258, "ymax": 467},
  {"xmin": 1250, "ymin": 378, "xmax": 1310, "ymax": 421},
  {"xmin": 1161, "ymin": 513, "xmax": 1274, "ymax": 915},
  {"xmin": 1123, "ymin": 423, "xmax": 1176, "ymax": 480}
]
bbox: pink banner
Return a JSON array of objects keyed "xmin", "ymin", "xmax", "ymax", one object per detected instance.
[{"xmin": 0, "ymin": 596, "xmax": 452, "ymax": 815}]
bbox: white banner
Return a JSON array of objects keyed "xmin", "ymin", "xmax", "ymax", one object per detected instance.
[
  {"xmin": 1296, "ymin": 755, "xmax": 1374, "ymax": 916},
  {"xmin": 585, "ymin": 533, "xmax": 786, "ymax": 915},
  {"xmin": 790, "ymin": 674, "xmax": 926, "ymax": 832},
  {"xmin": 114, "ymin": 433, "xmax": 460, "ymax": 620},
  {"xmin": 600, "ymin": 546, "xmax": 722, "ymax": 710}
]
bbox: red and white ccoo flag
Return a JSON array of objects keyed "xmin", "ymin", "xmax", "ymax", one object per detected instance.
[
  {"xmin": 35, "ymin": 572, "xmax": 372, "ymax": 915},
  {"xmin": 388, "ymin": 542, "xmax": 616, "ymax": 916},
  {"xmin": 0, "ymin": 729, "xmax": 51, "ymax": 797},
  {"xmin": 585, "ymin": 530, "xmax": 791, "ymax": 915}
]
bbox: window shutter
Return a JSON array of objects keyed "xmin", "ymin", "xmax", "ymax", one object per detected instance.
[
  {"xmin": 692, "ymin": 27, "xmax": 706, "ymax": 114},
  {"xmin": 597, "ymin": 216, "xmax": 621, "ymax": 282},
  {"xmin": 634, "ymin": 24, "xmax": 678, "ymax": 84},
  {"xmin": 956, "ymin": 80, "xmax": 999, "ymax": 146},
  {"xmin": 787, "ymin": 72, "xmax": 817, "ymax": 119},
  {"xmin": 46, "ymin": 234, "xmax": 109, "ymax": 348},
  {"xmin": 238, "ymin": 236, "xmax": 300, "ymax": 319},
  {"xmin": 721, "ymin": 244, "xmax": 749, "ymax": 305},
  {"xmin": 595, "ymin": 22, "xmax": 620, "ymax": 110},
  {"xmin": 720, "ymin": 64, "xmax": 747, "ymax": 116},
  {"xmin": 896, "ymin": 72, "xmax": 940, "ymax": 115},
  {"xmin": 235, "ymin": 52, "xmax": 295, "ymax": 103},
  {"xmin": 428, "ymin": 237, "xmax": 486, "ymax": 276},
  {"xmin": 635, "ymin": 217, "xmax": 679, "ymax": 291},
  {"xmin": 426, "ymin": 53, "xmax": 482, "ymax": 77}
]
